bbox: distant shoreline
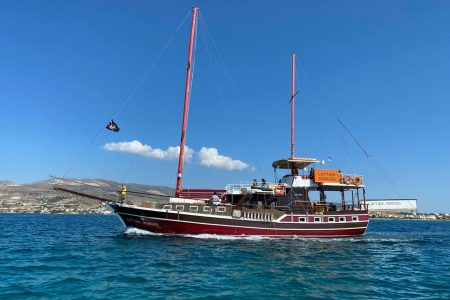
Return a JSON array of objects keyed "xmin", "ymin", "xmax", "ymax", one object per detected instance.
[{"xmin": 1, "ymin": 212, "xmax": 449, "ymax": 221}]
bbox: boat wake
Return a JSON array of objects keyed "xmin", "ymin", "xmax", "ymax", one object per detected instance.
[
  {"xmin": 181, "ymin": 234, "xmax": 273, "ymax": 241},
  {"xmin": 123, "ymin": 227, "xmax": 163, "ymax": 236},
  {"xmin": 122, "ymin": 229, "xmax": 273, "ymax": 240}
]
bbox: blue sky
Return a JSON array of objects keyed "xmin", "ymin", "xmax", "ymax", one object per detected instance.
[{"xmin": 1, "ymin": 0, "xmax": 449, "ymax": 212}]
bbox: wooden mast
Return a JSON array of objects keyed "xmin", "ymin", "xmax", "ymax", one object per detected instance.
[
  {"xmin": 291, "ymin": 53, "xmax": 296, "ymax": 160},
  {"xmin": 290, "ymin": 53, "xmax": 297, "ymax": 175},
  {"xmin": 175, "ymin": 7, "xmax": 198, "ymax": 197}
]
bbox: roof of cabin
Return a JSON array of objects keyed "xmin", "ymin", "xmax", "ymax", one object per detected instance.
[{"xmin": 272, "ymin": 157, "xmax": 319, "ymax": 169}]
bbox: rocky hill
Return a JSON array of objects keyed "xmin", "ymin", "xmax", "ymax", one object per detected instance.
[{"xmin": 0, "ymin": 178, "xmax": 174, "ymax": 214}]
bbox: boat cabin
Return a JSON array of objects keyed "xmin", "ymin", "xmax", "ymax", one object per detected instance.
[{"xmin": 223, "ymin": 157, "xmax": 367, "ymax": 214}]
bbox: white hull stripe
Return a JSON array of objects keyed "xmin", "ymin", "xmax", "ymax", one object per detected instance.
[
  {"xmin": 121, "ymin": 205, "xmax": 368, "ymax": 220},
  {"xmin": 118, "ymin": 212, "xmax": 368, "ymax": 231}
]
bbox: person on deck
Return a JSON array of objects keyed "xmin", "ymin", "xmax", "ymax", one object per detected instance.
[
  {"xmin": 210, "ymin": 192, "xmax": 221, "ymax": 206},
  {"xmin": 252, "ymin": 179, "xmax": 258, "ymax": 187},
  {"xmin": 261, "ymin": 178, "xmax": 267, "ymax": 188},
  {"xmin": 121, "ymin": 184, "xmax": 127, "ymax": 202},
  {"xmin": 320, "ymin": 188, "xmax": 327, "ymax": 204}
]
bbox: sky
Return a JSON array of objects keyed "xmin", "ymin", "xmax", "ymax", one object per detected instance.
[{"xmin": 1, "ymin": 0, "xmax": 449, "ymax": 212}]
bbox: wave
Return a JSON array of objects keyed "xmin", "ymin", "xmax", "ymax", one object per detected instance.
[
  {"xmin": 123, "ymin": 227, "xmax": 163, "ymax": 236},
  {"xmin": 181, "ymin": 234, "xmax": 273, "ymax": 241}
]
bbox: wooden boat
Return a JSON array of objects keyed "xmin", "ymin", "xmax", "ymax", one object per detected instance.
[{"xmin": 57, "ymin": 7, "xmax": 369, "ymax": 238}]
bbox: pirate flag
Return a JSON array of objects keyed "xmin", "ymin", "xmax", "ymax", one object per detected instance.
[{"xmin": 106, "ymin": 119, "xmax": 120, "ymax": 132}]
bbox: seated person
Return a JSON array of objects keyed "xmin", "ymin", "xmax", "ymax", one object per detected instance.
[
  {"xmin": 261, "ymin": 178, "xmax": 267, "ymax": 188},
  {"xmin": 252, "ymin": 179, "xmax": 258, "ymax": 187}
]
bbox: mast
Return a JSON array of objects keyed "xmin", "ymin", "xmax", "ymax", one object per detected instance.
[
  {"xmin": 291, "ymin": 53, "xmax": 296, "ymax": 160},
  {"xmin": 175, "ymin": 7, "xmax": 198, "ymax": 197}
]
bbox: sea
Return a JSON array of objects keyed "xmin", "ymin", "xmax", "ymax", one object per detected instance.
[{"xmin": 0, "ymin": 214, "xmax": 449, "ymax": 299}]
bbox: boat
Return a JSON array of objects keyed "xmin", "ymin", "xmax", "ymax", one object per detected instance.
[{"xmin": 56, "ymin": 7, "xmax": 369, "ymax": 237}]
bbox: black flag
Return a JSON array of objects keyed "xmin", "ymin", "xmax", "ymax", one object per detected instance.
[{"xmin": 106, "ymin": 120, "xmax": 120, "ymax": 132}]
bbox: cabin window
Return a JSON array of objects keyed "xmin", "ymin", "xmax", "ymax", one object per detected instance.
[
  {"xmin": 352, "ymin": 216, "xmax": 358, "ymax": 222},
  {"xmin": 203, "ymin": 206, "xmax": 211, "ymax": 212},
  {"xmin": 216, "ymin": 207, "xmax": 226, "ymax": 213},
  {"xmin": 189, "ymin": 205, "xmax": 198, "ymax": 212},
  {"xmin": 339, "ymin": 217, "xmax": 345, "ymax": 222},
  {"xmin": 299, "ymin": 217, "xmax": 306, "ymax": 223},
  {"xmin": 314, "ymin": 217, "xmax": 321, "ymax": 223},
  {"xmin": 328, "ymin": 217, "xmax": 335, "ymax": 222},
  {"xmin": 176, "ymin": 205, "xmax": 184, "ymax": 211}
]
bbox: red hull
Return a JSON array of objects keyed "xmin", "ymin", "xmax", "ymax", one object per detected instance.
[{"xmin": 113, "ymin": 205, "xmax": 369, "ymax": 238}]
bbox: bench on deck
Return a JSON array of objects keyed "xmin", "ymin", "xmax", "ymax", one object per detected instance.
[{"xmin": 179, "ymin": 189, "xmax": 226, "ymax": 200}]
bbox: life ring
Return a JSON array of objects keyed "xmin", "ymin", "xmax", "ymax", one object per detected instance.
[
  {"xmin": 274, "ymin": 184, "xmax": 285, "ymax": 196},
  {"xmin": 343, "ymin": 176, "xmax": 352, "ymax": 185},
  {"xmin": 232, "ymin": 210, "xmax": 242, "ymax": 218},
  {"xmin": 353, "ymin": 176, "xmax": 362, "ymax": 186}
]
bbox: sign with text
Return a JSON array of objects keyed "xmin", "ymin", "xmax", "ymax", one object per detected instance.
[
  {"xmin": 313, "ymin": 169, "xmax": 341, "ymax": 183},
  {"xmin": 366, "ymin": 200, "xmax": 417, "ymax": 212}
]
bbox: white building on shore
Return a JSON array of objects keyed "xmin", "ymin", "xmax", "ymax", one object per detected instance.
[{"xmin": 366, "ymin": 199, "xmax": 418, "ymax": 214}]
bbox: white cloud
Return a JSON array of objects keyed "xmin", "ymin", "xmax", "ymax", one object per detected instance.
[
  {"xmin": 103, "ymin": 141, "xmax": 250, "ymax": 170},
  {"xmin": 103, "ymin": 140, "xmax": 193, "ymax": 162},
  {"xmin": 198, "ymin": 147, "xmax": 249, "ymax": 170}
]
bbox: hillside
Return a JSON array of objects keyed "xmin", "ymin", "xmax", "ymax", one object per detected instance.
[{"xmin": 0, "ymin": 178, "xmax": 174, "ymax": 214}]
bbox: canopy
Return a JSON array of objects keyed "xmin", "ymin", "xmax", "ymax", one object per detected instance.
[{"xmin": 272, "ymin": 158, "xmax": 319, "ymax": 170}]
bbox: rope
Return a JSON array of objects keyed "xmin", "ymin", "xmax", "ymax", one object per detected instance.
[
  {"xmin": 63, "ymin": 126, "xmax": 105, "ymax": 179},
  {"xmin": 199, "ymin": 14, "xmax": 230, "ymax": 120},
  {"xmin": 112, "ymin": 10, "xmax": 191, "ymax": 120},
  {"xmin": 299, "ymin": 65, "xmax": 405, "ymax": 197},
  {"xmin": 60, "ymin": 10, "xmax": 191, "ymax": 181},
  {"xmin": 337, "ymin": 118, "xmax": 405, "ymax": 197},
  {"xmin": 55, "ymin": 11, "xmax": 192, "ymax": 224},
  {"xmin": 338, "ymin": 124, "xmax": 356, "ymax": 174},
  {"xmin": 198, "ymin": 12, "xmax": 265, "ymax": 178},
  {"xmin": 119, "ymin": 120, "xmax": 160, "ymax": 184}
]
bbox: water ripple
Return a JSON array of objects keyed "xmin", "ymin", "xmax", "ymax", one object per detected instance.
[{"xmin": 0, "ymin": 215, "xmax": 449, "ymax": 299}]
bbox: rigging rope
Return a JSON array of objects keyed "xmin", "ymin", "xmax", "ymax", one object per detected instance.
[
  {"xmin": 60, "ymin": 10, "xmax": 191, "ymax": 181},
  {"xmin": 199, "ymin": 14, "xmax": 229, "ymax": 120},
  {"xmin": 338, "ymin": 124, "xmax": 356, "ymax": 174},
  {"xmin": 299, "ymin": 65, "xmax": 405, "ymax": 197},
  {"xmin": 63, "ymin": 126, "xmax": 105, "ymax": 179},
  {"xmin": 112, "ymin": 10, "xmax": 191, "ymax": 120},
  {"xmin": 290, "ymin": 63, "xmax": 335, "ymax": 166},
  {"xmin": 337, "ymin": 118, "xmax": 405, "ymax": 197},
  {"xmin": 199, "ymin": 12, "xmax": 265, "ymax": 179}
]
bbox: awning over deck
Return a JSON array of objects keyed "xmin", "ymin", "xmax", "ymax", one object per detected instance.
[{"xmin": 272, "ymin": 157, "xmax": 319, "ymax": 170}]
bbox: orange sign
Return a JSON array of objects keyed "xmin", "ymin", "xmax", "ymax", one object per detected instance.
[{"xmin": 313, "ymin": 169, "xmax": 341, "ymax": 183}]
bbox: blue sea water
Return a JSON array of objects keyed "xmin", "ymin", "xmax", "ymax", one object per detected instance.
[{"xmin": 0, "ymin": 214, "xmax": 449, "ymax": 299}]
